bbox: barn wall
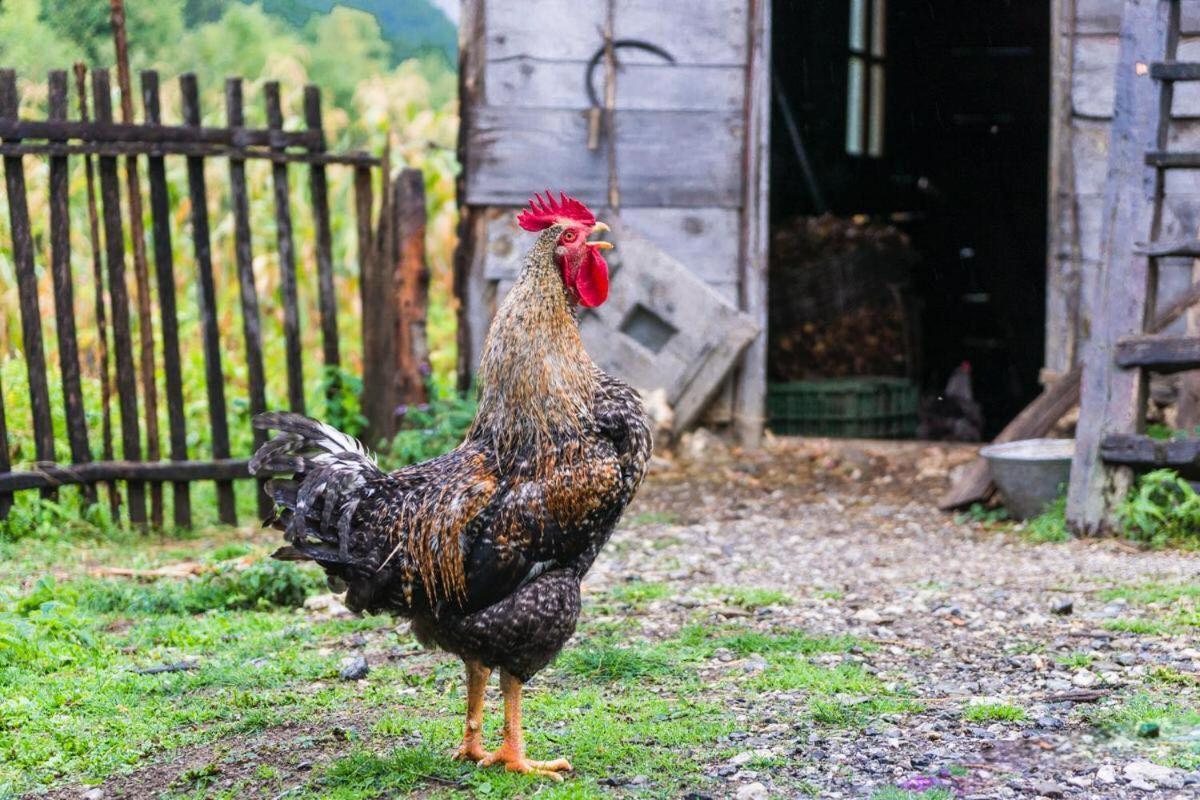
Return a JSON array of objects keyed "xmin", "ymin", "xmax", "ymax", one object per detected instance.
[
  {"xmin": 457, "ymin": 0, "xmax": 768, "ymax": 434},
  {"xmin": 1047, "ymin": 0, "xmax": 1200, "ymax": 378}
]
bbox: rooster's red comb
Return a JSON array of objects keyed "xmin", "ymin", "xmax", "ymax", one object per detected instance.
[{"xmin": 517, "ymin": 191, "xmax": 596, "ymax": 232}]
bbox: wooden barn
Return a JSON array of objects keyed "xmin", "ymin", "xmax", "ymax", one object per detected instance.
[{"xmin": 453, "ymin": 0, "xmax": 1200, "ymax": 448}]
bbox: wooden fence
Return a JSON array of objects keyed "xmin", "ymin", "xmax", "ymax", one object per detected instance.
[{"xmin": 0, "ymin": 65, "xmax": 429, "ymax": 529}]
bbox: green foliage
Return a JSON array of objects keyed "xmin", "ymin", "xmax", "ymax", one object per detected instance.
[
  {"xmin": 0, "ymin": 494, "xmax": 121, "ymax": 543},
  {"xmin": 1116, "ymin": 469, "xmax": 1200, "ymax": 547},
  {"xmin": 962, "ymin": 702, "xmax": 1026, "ymax": 723},
  {"xmin": 956, "ymin": 502, "xmax": 1010, "ymax": 526},
  {"xmin": 557, "ymin": 642, "xmax": 678, "ymax": 682},
  {"xmin": 713, "ymin": 586, "xmax": 792, "ymax": 610},
  {"xmin": 377, "ymin": 391, "xmax": 477, "ymax": 467},
  {"xmin": 78, "ymin": 559, "xmax": 321, "ymax": 616},
  {"xmin": 1024, "ymin": 495, "xmax": 1071, "ymax": 543},
  {"xmin": 320, "ymin": 366, "xmax": 370, "ymax": 440}
]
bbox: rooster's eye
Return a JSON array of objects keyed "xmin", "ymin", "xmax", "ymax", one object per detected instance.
[{"xmin": 562, "ymin": 230, "xmax": 577, "ymax": 243}]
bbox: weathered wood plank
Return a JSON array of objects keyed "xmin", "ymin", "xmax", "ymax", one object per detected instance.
[
  {"xmin": 0, "ymin": 140, "xmax": 378, "ymax": 164},
  {"xmin": 264, "ymin": 81, "xmax": 306, "ymax": 414},
  {"xmin": 1151, "ymin": 60, "xmax": 1200, "ymax": 80},
  {"xmin": 0, "ymin": 117, "xmax": 320, "ymax": 148},
  {"xmin": 1114, "ymin": 334, "xmax": 1200, "ymax": 372},
  {"xmin": 615, "ymin": 0, "xmax": 748, "ymax": 65},
  {"xmin": 94, "ymin": 68, "xmax": 146, "ymax": 524},
  {"xmin": 225, "ymin": 77, "xmax": 271, "ymax": 522},
  {"xmin": 464, "ymin": 107, "xmax": 744, "ymax": 208},
  {"xmin": 181, "ymin": 73, "xmax": 236, "ymax": 526},
  {"xmin": 485, "ymin": 0, "xmax": 747, "ymax": 64},
  {"xmin": 1068, "ymin": 0, "xmax": 1175, "ymax": 533},
  {"xmin": 304, "ymin": 85, "xmax": 340, "ymax": 373},
  {"xmin": 735, "ymin": 0, "xmax": 771, "ymax": 447},
  {"xmin": 46, "ymin": 70, "xmax": 93, "ymax": 501},
  {"xmin": 1101, "ymin": 433, "xmax": 1200, "ymax": 467},
  {"xmin": 357, "ymin": 165, "xmax": 393, "ymax": 442},
  {"xmin": 142, "ymin": 70, "xmax": 191, "ymax": 529},
  {"xmin": 1, "ymin": 70, "xmax": 56, "ymax": 497},
  {"xmin": 0, "ymin": 459, "xmax": 254, "ymax": 492},
  {"xmin": 226, "ymin": 78, "xmax": 271, "ymax": 522},
  {"xmin": 114, "ymin": 15, "xmax": 163, "ymax": 528},
  {"xmin": 392, "ymin": 169, "xmax": 431, "ymax": 410},
  {"xmin": 75, "ymin": 63, "xmax": 119, "ymax": 515},
  {"xmin": 484, "ymin": 59, "xmax": 745, "ymax": 111},
  {"xmin": 1076, "ymin": 0, "xmax": 1200, "ymax": 34}
]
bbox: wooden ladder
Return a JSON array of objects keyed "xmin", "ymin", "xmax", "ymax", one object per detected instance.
[{"xmin": 1068, "ymin": 0, "xmax": 1200, "ymax": 533}]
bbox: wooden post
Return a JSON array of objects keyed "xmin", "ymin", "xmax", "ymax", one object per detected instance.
[
  {"xmin": 226, "ymin": 77, "xmax": 271, "ymax": 522},
  {"xmin": 181, "ymin": 73, "xmax": 236, "ymax": 526},
  {"xmin": 735, "ymin": 0, "xmax": 771, "ymax": 447},
  {"xmin": 75, "ymin": 63, "xmax": 118, "ymax": 516},
  {"xmin": 356, "ymin": 164, "xmax": 390, "ymax": 443},
  {"xmin": 111, "ymin": 0, "xmax": 163, "ymax": 527},
  {"xmin": 47, "ymin": 70, "xmax": 94, "ymax": 503},
  {"xmin": 0, "ymin": 70, "xmax": 56, "ymax": 498},
  {"xmin": 392, "ymin": 169, "xmax": 431, "ymax": 411},
  {"xmin": 94, "ymin": 68, "xmax": 146, "ymax": 525},
  {"xmin": 0, "ymin": 370, "xmax": 10, "ymax": 519},
  {"xmin": 264, "ymin": 82, "xmax": 306, "ymax": 414},
  {"xmin": 1180, "ymin": 261, "xmax": 1200, "ymax": 430},
  {"xmin": 143, "ymin": 70, "xmax": 192, "ymax": 529},
  {"xmin": 303, "ymin": 85, "xmax": 340, "ymax": 375},
  {"xmin": 1067, "ymin": 0, "xmax": 1175, "ymax": 533}
]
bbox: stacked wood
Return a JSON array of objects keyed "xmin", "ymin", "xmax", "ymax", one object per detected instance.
[{"xmin": 769, "ymin": 214, "xmax": 916, "ymax": 380}]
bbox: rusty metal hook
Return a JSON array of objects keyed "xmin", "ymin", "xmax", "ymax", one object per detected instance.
[{"xmin": 584, "ymin": 39, "xmax": 676, "ymax": 108}]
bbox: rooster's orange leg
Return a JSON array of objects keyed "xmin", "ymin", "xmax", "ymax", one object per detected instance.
[
  {"xmin": 478, "ymin": 670, "xmax": 572, "ymax": 780},
  {"xmin": 453, "ymin": 659, "xmax": 491, "ymax": 762}
]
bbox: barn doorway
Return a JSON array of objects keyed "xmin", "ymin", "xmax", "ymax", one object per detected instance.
[{"xmin": 768, "ymin": 0, "xmax": 1050, "ymax": 440}]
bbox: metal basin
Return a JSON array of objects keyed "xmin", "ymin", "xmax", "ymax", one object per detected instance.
[{"xmin": 978, "ymin": 438, "xmax": 1074, "ymax": 520}]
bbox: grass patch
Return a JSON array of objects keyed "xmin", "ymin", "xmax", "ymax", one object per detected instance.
[
  {"xmin": 556, "ymin": 642, "xmax": 678, "ymax": 682},
  {"xmin": 1055, "ymin": 652, "xmax": 1094, "ymax": 669},
  {"xmin": 1103, "ymin": 617, "xmax": 1174, "ymax": 635},
  {"xmin": 1083, "ymin": 691, "xmax": 1200, "ymax": 769},
  {"xmin": 1116, "ymin": 469, "xmax": 1200, "ymax": 548},
  {"xmin": 711, "ymin": 586, "xmax": 792, "ymax": 610},
  {"xmin": 963, "ymin": 702, "xmax": 1026, "ymax": 723},
  {"xmin": 676, "ymin": 623, "xmax": 863, "ymax": 658},
  {"xmin": 873, "ymin": 786, "xmax": 955, "ymax": 800},
  {"xmin": 1099, "ymin": 582, "xmax": 1200, "ymax": 606},
  {"xmin": 623, "ymin": 510, "xmax": 681, "ymax": 527},
  {"xmin": 810, "ymin": 696, "xmax": 924, "ymax": 727},
  {"xmin": 607, "ymin": 580, "xmax": 671, "ymax": 606},
  {"xmin": 1023, "ymin": 496, "xmax": 1071, "ymax": 543}
]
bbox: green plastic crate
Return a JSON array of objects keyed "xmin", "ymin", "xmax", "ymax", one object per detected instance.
[{"xmin": 767, "ymin": 378, "xmax": 918, "ymax": 439}]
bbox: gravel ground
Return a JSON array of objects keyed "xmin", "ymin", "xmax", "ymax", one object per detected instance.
[{"xmin": 589, "ymin": 436, "xmax": 1200, "ymax": 799}]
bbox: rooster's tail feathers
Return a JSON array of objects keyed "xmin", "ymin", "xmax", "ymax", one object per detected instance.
[{"xmin": 250, "ymin": 412, "xmax": 384, "ymax": 572}]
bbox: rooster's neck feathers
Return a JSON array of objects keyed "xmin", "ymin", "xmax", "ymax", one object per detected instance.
[{"xmin": 471, "ymin": 228, "xmax": 598, "ymax": 451}]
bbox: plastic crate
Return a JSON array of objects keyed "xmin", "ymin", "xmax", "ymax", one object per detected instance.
[{"xmin": 767, "ymin": 378, "xmax": 918, "ymax": 439}]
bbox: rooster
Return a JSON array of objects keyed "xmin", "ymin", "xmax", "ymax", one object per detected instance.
[{"xmin": 249, "ymin": 193, "xmax": 651, "ymax": 779}]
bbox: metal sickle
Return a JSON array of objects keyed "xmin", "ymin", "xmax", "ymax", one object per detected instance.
[{"xmin": 585, "ymin": 39, "xmax": 676, "ymax": 108}]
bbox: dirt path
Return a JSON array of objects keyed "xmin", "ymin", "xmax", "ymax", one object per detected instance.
[{"xmin": 586, "ymin": 438, "xmax": 1200, "ymax": 798}]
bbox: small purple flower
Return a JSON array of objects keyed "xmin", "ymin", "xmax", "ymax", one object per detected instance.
[
  {"xmin": 395, "ymin": 404, "xmax": 409, "ymax": 419},
  {"xmin": 898, "ymin": 775, "xmax": 943, "ymax": 792}
]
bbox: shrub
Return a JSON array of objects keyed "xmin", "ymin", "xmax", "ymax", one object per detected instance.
[{"xmin": 1117, "ymin": 469, "xmax": 1200, "ymax": 547}]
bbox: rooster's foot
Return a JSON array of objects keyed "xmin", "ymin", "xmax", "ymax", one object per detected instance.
[
  {"xmin": 478, "ymin": 745, "xmax": 572, "ymax": 780},
  {"xmin": 453, "ymin": 739, "xmax": 489, "ymax": 763}
]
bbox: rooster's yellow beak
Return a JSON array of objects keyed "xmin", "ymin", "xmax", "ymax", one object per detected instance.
[{"xmin": 591, "ymin": 221, "xmax": 614, "ymax": 248}]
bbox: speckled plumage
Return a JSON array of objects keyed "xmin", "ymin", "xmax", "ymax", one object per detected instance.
[{"xmin": 251, "ymin": 224, "xmax": 651, "ymax": 683}]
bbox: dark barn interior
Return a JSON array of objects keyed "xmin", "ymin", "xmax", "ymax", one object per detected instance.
[{"xmin": 769, "ymin": 0, "xmax": 1050, "ymax": 439}]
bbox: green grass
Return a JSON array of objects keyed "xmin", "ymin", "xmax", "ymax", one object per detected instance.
[
  {"xmin": 0, "ymin": 522, "xmax": 914, "ymax": 797},
  {"xmin": 623, "ymin": 511, "xmax": 681, "ymax": 527},
  {"xmin": 1083, "ymin": 691, "xmax": 1200, "ymax": 769},
  {"xmin": 1055, "ymin": 652, "xmax": 1094, "ymax": 669},
  {"xmin": 872, "ymin": 787, "xmax": 955, "ymax": 800},
  {"xmin": 1023, "ymin": 496, "xmax": 1071, "ymax": 543},
  {"xmin": 962, "ymin": 702, "xmax": 1026, "ymax": 723},
  {"xmin": 711, "ymin": 586, "xmax": 792, "ymax": 610},
  {"xmin": 1098, "ymin": 582, "xmax": 1200, "ymax": 606}
]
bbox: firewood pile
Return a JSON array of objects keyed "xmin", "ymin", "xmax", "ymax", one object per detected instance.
[{"xmin": 769, "ymin": 215, "xmax": 918, "ymax": 380}]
